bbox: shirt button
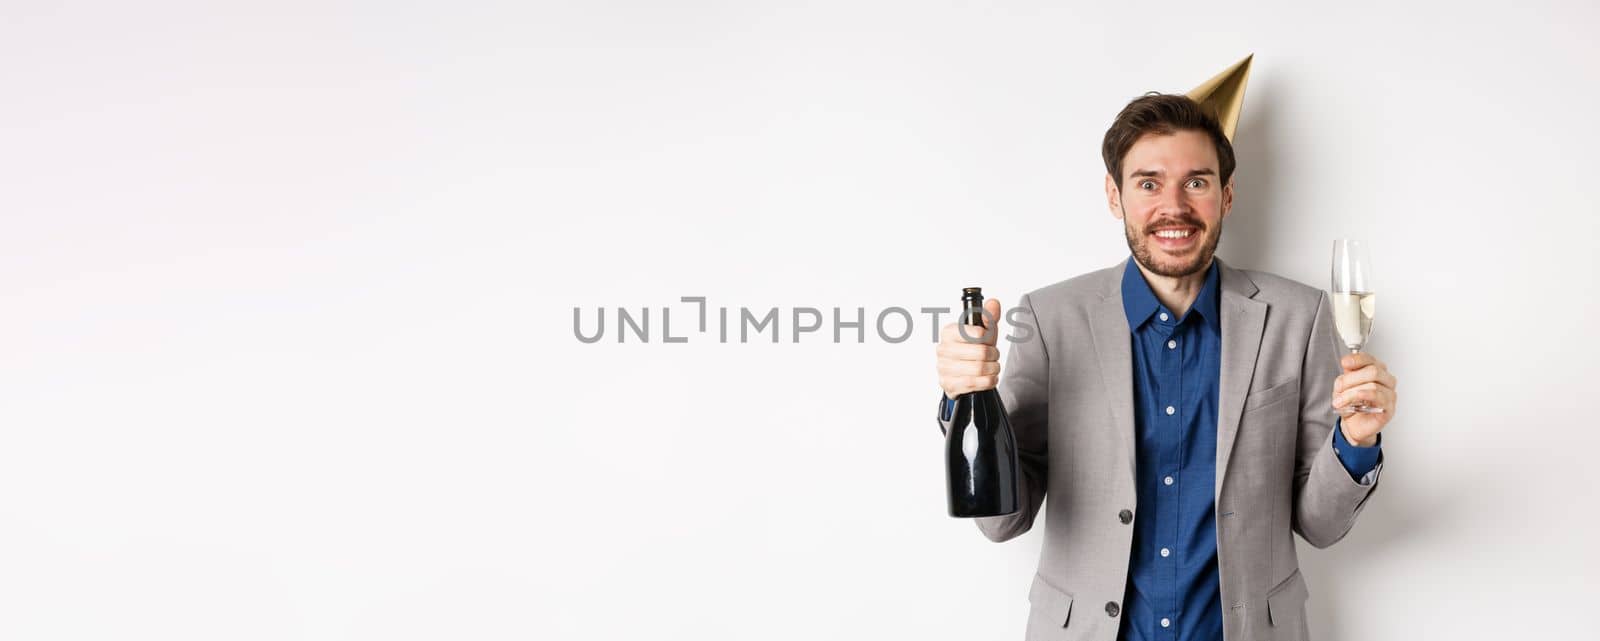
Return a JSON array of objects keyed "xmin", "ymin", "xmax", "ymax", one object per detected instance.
[
  {"xmin": 1106, "ymin": 601, "xmax": 1120, "ymax": 617},
  {"xmin": 1164, "ymin": 476, "xmax": 1174, "ymax": 486},
  {"xmin": 1119, "ymin": 509, "xmax": 1133, "ymax": 524},
  {"xmin": 1161, "ymin": 547, "xmax": 1170, "ymax": 557},
  {"xmin": 1165, "ymin": 406, "xmax": 1176, "ymax": 415},
  {"xmin": 1159, "ymin": 312, "xmax": 1169, "ymax": 322},
  {"xmin": 1161, "ymin": 617, "xmax": 1171, "ymax": 628},
  {"xmin": 1167, "ymin": 339, "xmax": 1176, "ymax": 349}
]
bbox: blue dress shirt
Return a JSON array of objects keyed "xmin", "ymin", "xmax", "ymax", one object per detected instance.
[
  {"xmin": 1115, "ymin": 258, "xmax": 1380, "ymax": 641},
  {"xmin": 1118, "ymin": 257, "xmax": 1226, "ymax": 641},
  {"xmin": 939, "ymin": 258, "xmax": 1382, "ymax": 640}
]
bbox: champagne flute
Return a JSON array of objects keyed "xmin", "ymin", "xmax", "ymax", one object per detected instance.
[{"xmin": 1331, "ymin": 239, "xmax": 1384, "ymax": 414}]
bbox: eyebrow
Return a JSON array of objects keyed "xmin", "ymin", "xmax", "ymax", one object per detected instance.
[{"xmin": 1128, "ymin": 168, "xmax": 1217, "ymax": 179}]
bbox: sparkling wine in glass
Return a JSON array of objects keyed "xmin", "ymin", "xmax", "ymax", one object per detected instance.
[{"xmin": 1331, "ymin": 239, "xmax": 1383, "ymax": 414}]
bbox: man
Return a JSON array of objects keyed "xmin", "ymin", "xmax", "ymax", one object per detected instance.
[{"xmin": 933, "ymin": 92, "xmax": 1397, "ymax": 641}]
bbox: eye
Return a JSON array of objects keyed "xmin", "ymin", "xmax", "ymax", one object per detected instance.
[
  {"xmin": 1186, "ymin": 178, "xmax": 1208, "ymax": 189},
  {"xmin": 1139, "ymin": 180, "xmax": 1156, "ymax": 191}
]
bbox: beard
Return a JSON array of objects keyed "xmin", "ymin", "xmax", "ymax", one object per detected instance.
[{"xmin": 1123, "ymin": 210, "xmax": 1224, "ymax": 278}]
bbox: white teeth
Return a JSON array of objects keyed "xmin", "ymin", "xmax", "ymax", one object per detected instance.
[{"xmin": 1154, "ymin": 229, "xmax": 1193, "ymax": 239}]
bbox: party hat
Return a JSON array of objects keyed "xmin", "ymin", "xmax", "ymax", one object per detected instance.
[{"xmin": 1186, "ymin": 54, "xmax": 1253, "ymax": 141}]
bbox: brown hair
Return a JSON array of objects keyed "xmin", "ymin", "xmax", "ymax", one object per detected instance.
[{"xmin": 1101, "ymin": 93, "xmax": 1235, "ymax": 187}]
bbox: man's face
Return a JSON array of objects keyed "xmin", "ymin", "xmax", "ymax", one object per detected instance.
[{"xmin": 1105, "ymin": 129, "xmax": 1234, "ymax": 278}]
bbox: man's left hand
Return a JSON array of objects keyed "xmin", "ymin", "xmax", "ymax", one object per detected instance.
[{"xmin": 1332, "ymin": 352, "xmax": 1397, "ymax": 447}]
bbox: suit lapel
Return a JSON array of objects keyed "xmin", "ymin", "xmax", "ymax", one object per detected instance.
[
  {"xmin": 1088, "ymin": 265, "xmax": 1138, "ymax": 488},
  {"xmin": 1215, "ymin": 260, "xmax": 1266, "ymax": 503}
]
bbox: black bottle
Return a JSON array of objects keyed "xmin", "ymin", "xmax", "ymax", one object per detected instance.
[{"xmin": 945, "ymin": 287, "xmax": 1021, "ymax": 518}]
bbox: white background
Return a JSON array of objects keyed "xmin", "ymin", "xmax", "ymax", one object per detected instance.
[{"xmin": 3, "ymin": 1, "xmax": 1597, "ymax": 639}]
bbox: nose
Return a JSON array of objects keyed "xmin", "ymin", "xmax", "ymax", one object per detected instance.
[{"xmin": 1156, "ymin": 183, "xmax": 1192, "ymax": 217}]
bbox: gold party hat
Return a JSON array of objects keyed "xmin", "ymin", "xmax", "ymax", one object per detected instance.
[{"xmin": 1186, "ymin": 54, "xmax": 1253, "ymax": 141}]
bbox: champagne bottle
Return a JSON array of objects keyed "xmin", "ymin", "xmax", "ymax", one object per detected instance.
[{"xmin": 945, "ymin": 287, "xmax": 1021, "ymax": 518}]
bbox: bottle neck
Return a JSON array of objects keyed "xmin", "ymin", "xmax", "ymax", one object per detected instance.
[{"xmin": 962, "ymin": 302, "xmax": 986, "ymax": 329}]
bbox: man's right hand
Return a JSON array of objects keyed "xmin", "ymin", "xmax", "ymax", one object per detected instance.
[{"xmin": 937, "ymin": 298, "xmax": 1003, "ymax": 400}]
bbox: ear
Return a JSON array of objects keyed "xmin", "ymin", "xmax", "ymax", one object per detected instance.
[
  {"xmin": 1105, "ymin": 173, "xmax": 1123, "ymax": 220},
  {"xmin": 1221, "ymin": 175, "xmax": 1235, "ymax": 220}
]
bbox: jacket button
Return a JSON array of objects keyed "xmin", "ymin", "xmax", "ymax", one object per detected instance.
[
  {"xmin": 1118, "ymin": 509, "xmax": 1133, "ymax": 524},
  {"xmin": 1105, "ymin": 601, "xmax": 1120, "ymax": 617}
]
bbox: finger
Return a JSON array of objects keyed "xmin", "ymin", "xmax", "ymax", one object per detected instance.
[
  {"xmin": 938, "ymin": 359, "xmax": 1001, "ymax": 378},
  {"xmin": 941, "ymin": 322, "xmax": 990, "ymax": 345},
  {"xmin": 1334, "ymin": 383, "xmax": 1391, "ymax": 409},
  {"xmin": 936, "ymin": 341, "xmax": 1000, "ymax": 362},
  {"xmin": 951, "ymin": 374, "xmax": 999, "ymax": 393},
  {"xmin": 982, "ymin": 298, "xmax": 1003, "ymax": 346},
  {"xmin": 1339, "ymin": 352, "xmax": 1377, "ymax": 372},
  {"xmin": 972, "ymin": 374, "xmax": 999, "ymax": 391},
  {"xmin": 1334, "ymin": 365, "xmax": 1395, "ymax": 394},
  {"xmin": 1332, "ymin": 381, "xmax": 1379, "ymax": 407},
  {"xmin": 955, "ymin": 324, "xmax": 994, "ymax": 344},
  {"xmin": 1337, "ymin": 392, "xmax": 1394, "ymax": 418}
]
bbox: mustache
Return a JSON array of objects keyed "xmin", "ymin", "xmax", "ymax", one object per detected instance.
[{"xmin": 1144, "ymin": 216, "xmax": 1206, "ymax": 232}]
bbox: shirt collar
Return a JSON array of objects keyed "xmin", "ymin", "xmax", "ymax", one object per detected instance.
[{"xmin": 1120, "ymin": 257, "xmax": 1222, "ymax": 333}]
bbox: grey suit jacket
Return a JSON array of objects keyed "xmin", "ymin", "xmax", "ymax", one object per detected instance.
[{"xmin": 938, "ymin": 258, "xmax": 1383, "ymax": 641}]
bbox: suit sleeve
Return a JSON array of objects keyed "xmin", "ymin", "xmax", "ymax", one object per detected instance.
[
  {"xmin": 1291, "ymin": 290, "xmax": 1384, "ymax": 548},
  {"xmin": 965, "ymin": 293, "xmax": 1051, "ymax": 543}
]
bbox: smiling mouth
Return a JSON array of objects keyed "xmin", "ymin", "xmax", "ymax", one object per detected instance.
[{"xmin": 1148, "ymin": 226, "xmax": 1201, "ymax": 250}]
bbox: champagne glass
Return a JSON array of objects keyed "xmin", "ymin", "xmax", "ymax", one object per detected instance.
[{"xmin": 1331, "ymin": 239, "xmax": 1383, "ymax": 414}]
